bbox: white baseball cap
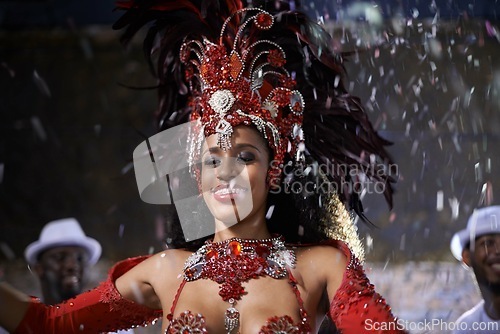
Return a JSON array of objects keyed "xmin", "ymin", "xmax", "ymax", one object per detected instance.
[
  {"xmin": 24, "ymin": 218, "xmax": 102, "ymax": 266},
  {"xmin": 450, "ymin": 206, "xmax": 500, "ymax": 261}
]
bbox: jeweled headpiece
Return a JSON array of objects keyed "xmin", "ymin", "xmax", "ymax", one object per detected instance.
[{"xmin": 181, "ymin": 8, "xmax": 305, "ymax": 182}]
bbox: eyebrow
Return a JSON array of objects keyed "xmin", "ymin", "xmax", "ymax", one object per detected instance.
[
  {"xmin": 202, "ymin": 143, "xmax": 262, "ymax": 156},
  {"xmin": 476, "ymin": 235, "xmax": 500, "ymax": 241}
]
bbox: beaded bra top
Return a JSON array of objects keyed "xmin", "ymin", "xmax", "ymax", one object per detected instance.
[{"xmin": 166, "ymin": 236, "xmax": 311, "ymax": 333}]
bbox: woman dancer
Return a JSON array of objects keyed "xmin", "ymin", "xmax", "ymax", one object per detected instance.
[{"xmin": 1, "ymin": 0, "xmax": 404, "ymax": 333}]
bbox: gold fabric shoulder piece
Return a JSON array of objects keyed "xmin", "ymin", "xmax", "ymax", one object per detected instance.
[{"xmin": 321, "ymin": 194, "xmax": 365, "ymax": 262}]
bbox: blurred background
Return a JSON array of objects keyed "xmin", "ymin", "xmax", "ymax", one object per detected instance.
[{"xmin": 1, "ymin": 0, "xmax": 500, "ymax": 332}]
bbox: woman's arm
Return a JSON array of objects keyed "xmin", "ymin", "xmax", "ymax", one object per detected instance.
[
  {"xmin": 5, "ymin": 255, "xmax": 162, "ymax": 334},
  {"xmin": 0, "ymin": 282, "xmax": 32, "ymax": 332},
  {"xmin": 323, "ymin": 240, "xmax": 407, "ymax": 333}
]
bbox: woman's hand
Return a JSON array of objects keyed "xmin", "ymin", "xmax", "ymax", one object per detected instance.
[{"xmin": 0, "ymin": 281, "xmax": 32, "ymax": 332}]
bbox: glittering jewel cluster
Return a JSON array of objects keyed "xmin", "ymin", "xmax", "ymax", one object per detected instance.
[
  {"xmin": 183, "ymin": 236, "xmax": 296, "ymax": 301},
  {"xmin": 181, "ymin": 8, "xmax": 306, "ymax": 184},
  {"xmin": 167, "ymin": 311, "xmax": 207, "ymax": 334},
  {"xmin": 260, "ymin": 315, "xmax": 302, "ymax": 334}
]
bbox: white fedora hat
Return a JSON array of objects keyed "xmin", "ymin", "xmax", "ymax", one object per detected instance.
[
  {"xmin": 450, "ymin": 206, "xmax": 500, "ymax": 261},
  {"xmin": 24, "ymin": 218, "xmax": 102, "ymax": 266}
]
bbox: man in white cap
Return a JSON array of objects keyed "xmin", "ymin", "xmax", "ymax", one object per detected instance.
[
  {"xmin": 450, "ymin": 206, "xmax": 500, "ymax": 333},
  {"xmin": 24, "ymin": 218, "xmax": 101, "ymax": 304}
]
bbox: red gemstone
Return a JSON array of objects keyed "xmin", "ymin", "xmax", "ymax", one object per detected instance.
[
  {"xmin": 229, "ymin": 52, "xmax": 243, "ymax": 80},
  {"xmin": 293, "ymin": 101, "xmax": 302, "ymax": 112},
  {"xmin": 228, "ymin": 240, "xmax": 242, "ymax": 256},
  {"xmin": 255, "ymin": 245, "xmax": 270, "ymax": 258},
  {"xmin": 267, "ymin": 49, "xmax": 286, "ymax": 67},
  {"xmin": 256, "ymin": 13, "xmax": 273, "ymax": 28},
  {"xmin": 206, "ymin": 249, "xmax": 218, "ymax": 260},
  {"xmin": 200, "ymin": 63, "xmax": 209, "ymax": 78}
]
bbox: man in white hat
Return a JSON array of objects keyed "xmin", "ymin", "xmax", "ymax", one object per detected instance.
[
  {"xmin": 20, "ymin": 219, "xmax": 145, "ymax": 334},
  {"xmin": 450, "ymin": 206, "xmax": 500, "ymax": 333},
  {"xmin": 24, "ymin": 218, "xmax": 102, "ymax": 305}
]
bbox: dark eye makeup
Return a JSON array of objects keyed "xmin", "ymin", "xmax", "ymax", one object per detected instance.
[
  {"xmin": 202, "ymin": 150, "xmax": 257, "ymax": 167},
  {"xmin": 203, "ymin": 156, "xmax": 221, "ymax": 167},
  {"xmin": 237, "ymin": 151, "xmax": 255, "ymax": 163}
]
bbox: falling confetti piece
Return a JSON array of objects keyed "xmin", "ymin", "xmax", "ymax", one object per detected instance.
[
  {"xmin": 121, "ymin": 162, "xmax": 134, "ymax": 175},
  {"xmin": 265, "ymin": 205, "xmax": 275, "ymax": 219},
  {"xmin": 479, "ymin": 181, "xmax": 494, "ymax": 206},
  {"xmin": 30, "ymin": 116, "xmax": 47, "ymax": 141},
  {"xmin": 485, "ymin": 21, "xmax": 500, "ymax": 41},
  {"xmin": 365, "ymin": 234, "xmax": 373, "ymax": 252},
  {"xmin": 436, "ymin": 190, "xmax": 444, "ymax": 211},
  {"xmin": 155, "ymin": 214, "xmax": 165, "ymax": 241},
  {"xmin": 94, "ymin": 124, "xmax": 102, "ymax": 136},
  {"xmin": 0, "ymin": 242, "xmax": 15, "ymax": 260},
  {"xmin": 33, "ymin": 70, "xmax": 51, "ymax": 97},
  {"xmin": 79, "ymin": 37, "xmax": 94, "ymax": 60},
  {"xmin": 449, "ymin": 197, "xmax": 460, "ymax": 220},
  {"xmin": 1, "ymin": 62, "xmax": 15, "ymax": 77}
]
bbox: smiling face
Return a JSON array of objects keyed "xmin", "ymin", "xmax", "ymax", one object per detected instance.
[
  {"xmin": 200, "ymin": 126, "xmax": 271, "ymax": 228},
  {"xmin": 35, "ymin": 246, "xmax": 89, "ymax": 303},
  {"xmin": 463, "ymin": 233, "xmax": 500, "ymax": 289}
]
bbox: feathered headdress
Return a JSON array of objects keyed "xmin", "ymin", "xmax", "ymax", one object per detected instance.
[{"xmin": 114, "ymin": 0, "xmax": 395, "ymax": 223}]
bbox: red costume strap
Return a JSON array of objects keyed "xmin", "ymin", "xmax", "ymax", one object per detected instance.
[
  {"xmin": 13, "ymin": 256, "xmax": 162, "ymax": 334},
  {"xmin": 323, "ymin": 240, "xmax": 406, "ymax": 333},
  {"xmin": 166, "ymin": 279, "xmax": 187, "ymax": 322},
  {"xmin": 286, "ymin": 270, "xmax": 308, "ymax": 322}
]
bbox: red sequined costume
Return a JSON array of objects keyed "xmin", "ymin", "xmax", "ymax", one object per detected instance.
[{"xmin": 13, "ymin": 241, "xmax": 405, "ymax": 334}]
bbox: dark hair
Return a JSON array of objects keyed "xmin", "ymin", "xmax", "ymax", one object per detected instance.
[{"xmin": 115, "ymin": 0, "xmax": 395, "ymax": 250}]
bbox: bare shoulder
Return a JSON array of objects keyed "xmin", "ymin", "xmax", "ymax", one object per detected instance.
[
  {"xmin": 138, "ymin": 248, "xmax": 193, "ymax": 286},
  {"xmin": 294, "ymin": 244, "xmax": 348, "ymax": 285},
  {"xmin": 126, "ymin": 249, "xmax": 192, "ymax": 286},
  {"xmin": 115, "ymin": 248, "xmax": 192, "ymax": 308}
]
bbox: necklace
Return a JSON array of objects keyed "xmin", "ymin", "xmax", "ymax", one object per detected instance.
[{"xmin": 183, "ymin": 235, "xmax": 296, "ymax": 333}]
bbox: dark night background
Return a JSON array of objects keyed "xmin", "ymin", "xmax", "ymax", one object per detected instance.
[{"xmin": 1, "ymin": 0, "xmax": 500, "ymax": 264}]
